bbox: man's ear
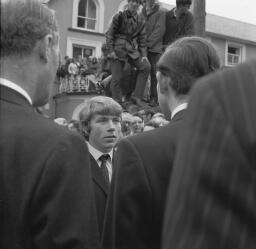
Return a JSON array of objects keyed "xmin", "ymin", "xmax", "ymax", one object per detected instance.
[
  {"xmin": 38, "ymin": 34, "xmax": 54, "ymax": 63},
  {"xmin": 81, "ymin": 121, "xmax": 90, "ymax": 134},
  {"xmin": 158, "ymin": 75, "xmax": 171, "ymax": 94}
]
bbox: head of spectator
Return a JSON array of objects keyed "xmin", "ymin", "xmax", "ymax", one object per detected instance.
[
  {"xmin": 1, "ymin": 0, "xmax": 59, "ymax": 107},
  {"xmin": 101, "ymin": 43, "xmax": 109, "ymax": 57},
  {"xmin": 175, "ymin": 0, "xmax": 192, "ymax": 19},
  {"xmin": 79, "ymin": 96, "xmax": 122, "ymax": 153},
  {"xmin": 67, "ymin": 119, "xmax": 81, "ymax": 133},
  {"xmin": 137, "ymin": 109, "xmax": 155, "ymax": 124},
  {"xmin": 157, "ymin": 36, "xmax": 220, "ymax": 119},
  {"xmin": 143, "ymin": 123, "xmax": 155, "ymax": 132},
  {"xmin": 152, "ymin": 112, "xmax": 165, "ymax": 119},
  {"xmin": 144, "ymin": 0, "xmax": 158, "ymax": 8},
  {"xmin": 77, "ymin": 55, "xmax": 82, "ymax": 63},
  {"xmin": 91, "ymin": 57, "xmax": 98, "ymax": 64},
  {"xmin": 121, "ymin": 111, "xmax": 134, "ymax": 137},
  {"xmin": 64, "ymin": 55, "xmax": 69, "ymax": 63},
  {"xmin": 127, "ymin": 0, "xmax": 141, "ymax": 14},
  {"xmin": 151, "ymin": 116, "xmax": 169, "ymax": 127},
  {"xmin": 54, "ymin": 117, "xmax": 68, "ymax": 127},
  {"xmin": 132, "ymin": 113, "xmax": 145, "ymax": 134},
  {"xmin": 176, "ymin": 0, "xmax": 192, "ymax": 9}
]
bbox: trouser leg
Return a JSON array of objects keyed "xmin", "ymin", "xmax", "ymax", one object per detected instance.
[
  {"xmin": 110, "ymin": 59, "xmax": 124, "ymax": 102},
  {"xmin": 130, "ymin": 57, "xmax": 150, "ymax": 99},
  {"xmin": 148, "ymin": 52, "xmax": 161, "ymax": 102}
]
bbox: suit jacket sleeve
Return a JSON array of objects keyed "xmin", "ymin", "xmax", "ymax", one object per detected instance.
[
  {"xmin": 102, "ymin": 137, "xmax": 152, "ymax": 249},
  {"xmin": 30, "ymin": 134, "xmax": 99, "ymax": 249},
  {"xmin": 162, "ymin": 62, "xmax": 256, "ymax": 249}
]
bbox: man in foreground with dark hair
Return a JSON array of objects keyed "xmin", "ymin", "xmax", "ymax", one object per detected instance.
[
  {"xmin": 162, "ymin": 59, "xmax": 256, "ymax": 249},
  {"xmin": 101, "ymin": 37, "xmax": 220, "ymax": 249},
  {"xmin": 0, "ymin": 1, "xmax": 99, "ymax": 248}
]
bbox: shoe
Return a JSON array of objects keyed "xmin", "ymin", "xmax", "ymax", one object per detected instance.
[
  {"xmin": 130, "ymin": 96, "xmax": 148, "ymax": 108},
  {"xmin": 142, "ymin": 97, "xmax": 150, "ymax": 103},
  {"xmin": 149, "ymin": 98, "xmax": 157, "ymax": 107}
]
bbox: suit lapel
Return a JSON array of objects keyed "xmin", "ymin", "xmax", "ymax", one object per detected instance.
[{"xmin": 90, "ymin": 154, "xmax": 109, "ymax": 195}]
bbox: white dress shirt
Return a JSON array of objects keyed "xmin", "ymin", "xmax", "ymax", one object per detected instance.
[
  {"xmin": 0, "ymin": 78, "xmax": 32, "ymax": 105},
  {"xmin": 87, "ymin": 142, "xmax": 113, "ymax": 181},
  {"xmin": 171, "ymin": 102, "xmax": 188, "ymax": 119}
]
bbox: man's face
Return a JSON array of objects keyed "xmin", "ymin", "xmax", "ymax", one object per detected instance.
[
  {"xmin": 127, "ymin": 0, "xmax": 140, "ymax": 13},
  {"xmin": 89, "ymin": 114, "xmax": 121, "ymax": 153},
  {"xmin": 121, "ymin": 113, "xmax": 134, "ymax": 136},
  {"xmin": 157, "ymin": 71, "xmax": 172, "ymax": 119},
  {"xmin": 132, "ymin": 116, "xmax": 144, "ymax": 134},
  {"xmin": 36, "ymin": 33, "xmax": 60, "ymax": 106}
]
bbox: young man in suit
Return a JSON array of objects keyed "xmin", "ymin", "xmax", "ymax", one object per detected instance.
[
  {"xmin": 78, "ymin": 96, "xmax": 122, "ymax": 238},
  {"xmin": 162, "ymin": 59, "xmax": 256, "ymax": 249},
  {"xmin": 0, "ymin": 1, "xmax": 99, "ymax": 248},
  {"xmin": 101, "ymin": 37, "xmax": 220, "ymax": 249}
]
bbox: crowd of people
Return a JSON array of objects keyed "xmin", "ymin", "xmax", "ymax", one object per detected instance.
[
  {"xmin": 57, "ymin": 0, "xmax": 194, "ymax": 108},
  {"xmin": 54, "ymin": 107, "xmax": 169, "ymax": 138},
  {"xmin": 1, "ymin": 1, "xmax": 256, "ymax": 249}
]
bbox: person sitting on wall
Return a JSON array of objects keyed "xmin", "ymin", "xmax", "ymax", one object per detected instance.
[{"xmin": 106, "ymin": 0, "xmax": 151, "ymax": 107}]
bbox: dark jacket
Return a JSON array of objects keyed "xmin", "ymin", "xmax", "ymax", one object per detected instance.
[
  {"xmin": 163, "ymin": 7, "xmax": 194, "ymax": 46},
  {"xmin": 106, "ymin": 9, "xmax": 147, "ymax": 60},
  {"xmin": 101, "ymin": 110, "xmax": 186, "ymax": 249},
  {"xmin": 162, "ymin": 60, "xmax": 256, "ymax": 249},
  {"xmin": 0, "ymin": 85, "xmax": 100, "ymax": 249},
  {"xmin": 142, "ymin": 3, "xmax": 166, "ymax": 54}
]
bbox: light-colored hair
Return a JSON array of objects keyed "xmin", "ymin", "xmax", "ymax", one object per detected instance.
[
  {"xmin": 79, "ymin": 96, "xmax": 123, "ymax": 127},
  {"xmin": 1, "ymin": 0, "xmax": 59, "ymax": 58},
  {"xmin": 157, "ymin": 36, "xmax": 220, "ymax": 95}
]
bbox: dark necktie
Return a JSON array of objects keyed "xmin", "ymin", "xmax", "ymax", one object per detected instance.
[{"xmin": 99, "ymin": 154, "xmax": 110, "ymax": 185}]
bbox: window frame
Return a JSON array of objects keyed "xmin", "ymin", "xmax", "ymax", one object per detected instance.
[
  {"xmin": 66, "ymin": 37, "xmax": 103, "ymax": 59},
  {"xmin": 72, "ymin": 0, "xmax": 104, "ymax": 33},
  {"xmin": 225, "ymin": 41, "xmax": 246, "ymax": 67}
]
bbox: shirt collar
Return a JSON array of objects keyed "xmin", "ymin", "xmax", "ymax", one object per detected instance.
[
  {"xmin": 0, "ymin": 78, "xmax": 32, "ymax": 105},
  {"xmin": 87, "ymin": 142, "xmax": 113, "ymax": 162},
  {"xmin": 171, "ymin": 102, "xmax": 188, "ymax": 119}
]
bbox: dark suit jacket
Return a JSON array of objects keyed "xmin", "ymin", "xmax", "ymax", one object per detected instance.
[
  {"xmin": 90, "ymin": 155, "xmax": 109, "ymax": 238},
  {"xmin": 162, "ymin": 60, "xmax": 256, "ymax": 249},
  {"xmin": 0, "ymin": 85, "xmax": 99, "ymax": 249},
  {"xmin": 101, "ymin": 110, "xmax": 186, "ymax": 249}
]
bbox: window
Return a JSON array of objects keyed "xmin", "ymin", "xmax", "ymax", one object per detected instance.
[
  {"xmin": 77, "ymin": 0, "xmax": 96, "ymax": 30},
  {"xmin": 225, "ymin": 42, "xmax": 245, "ymax": 67},
  {"xmin": 73, "ymin": 44, "xmax": 93, "ymax": 59},
  {"xmin": 72, "ymin": 0, "xmax": 104, "ymax": 32},
  {"xmin": 66, "ymin": 37, "xmax": 102, "ymax": 59}
]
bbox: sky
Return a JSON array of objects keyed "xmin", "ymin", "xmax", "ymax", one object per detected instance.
[{"xmin": 160, "ymin": 0, "xmax": 256, "ymax": 25}]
